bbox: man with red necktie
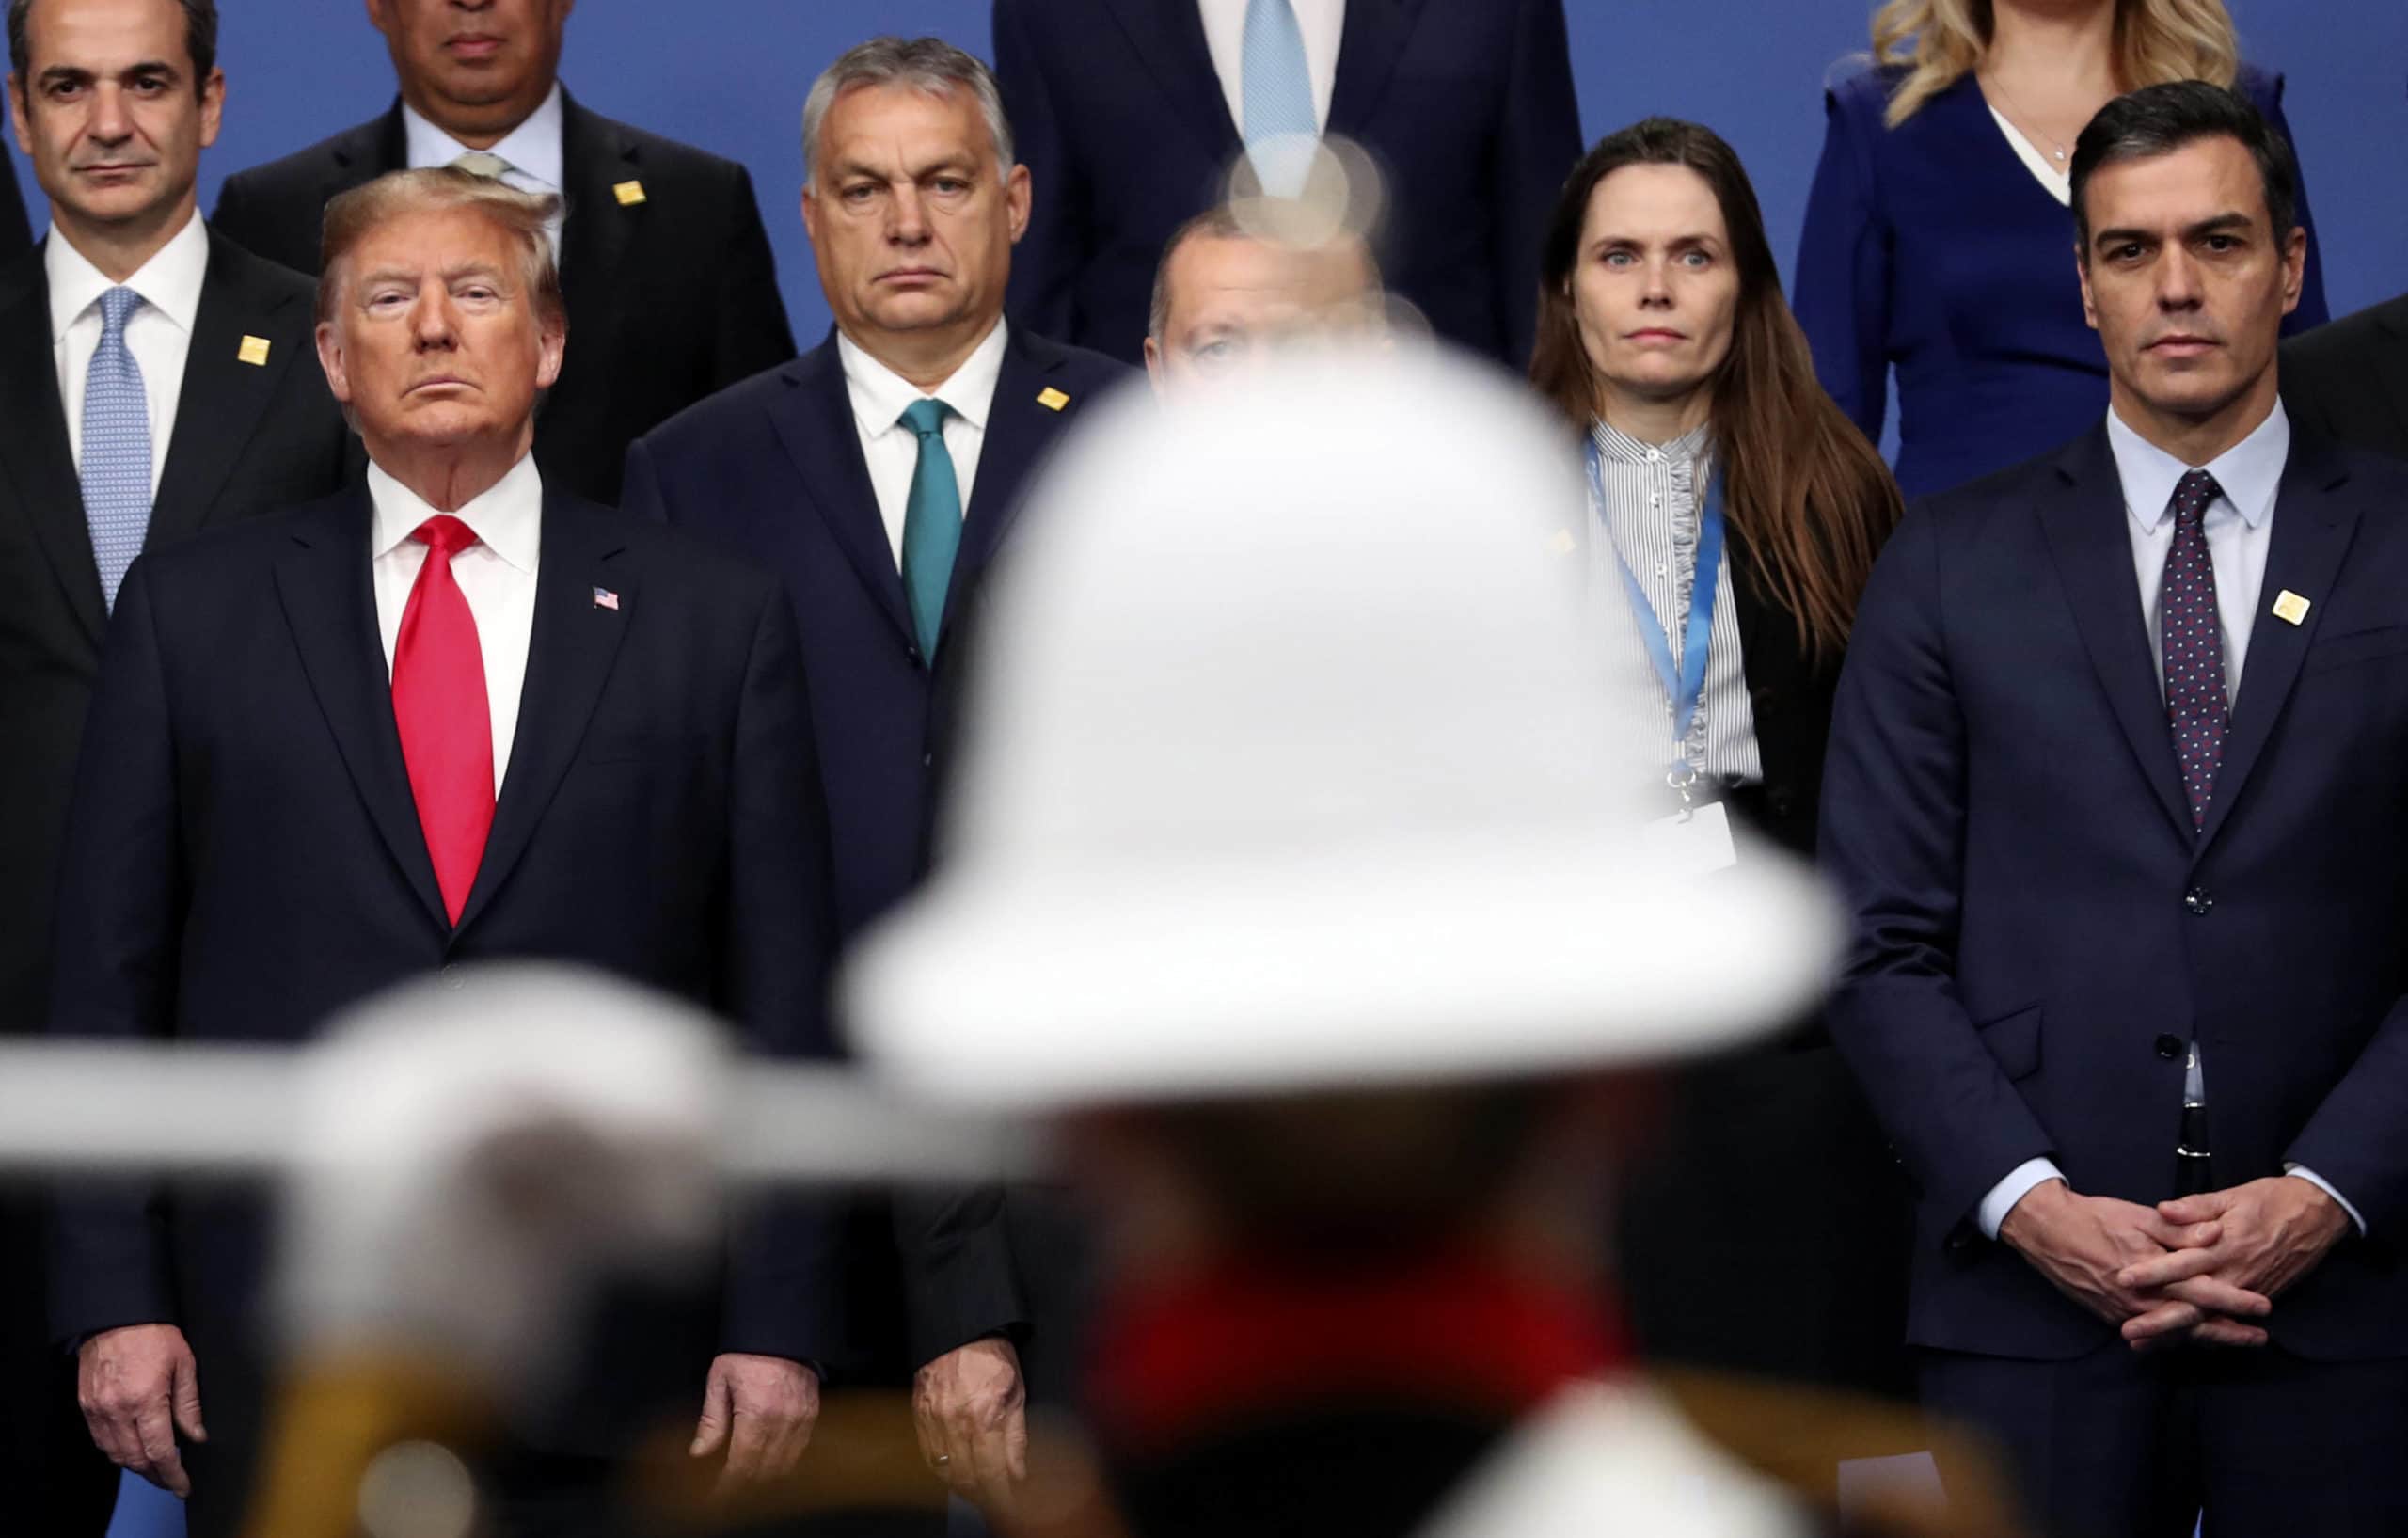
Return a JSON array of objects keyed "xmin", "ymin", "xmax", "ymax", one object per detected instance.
[{"xmin": 44, "ymin": 166, "xmax": 837, "ymax": 1538}]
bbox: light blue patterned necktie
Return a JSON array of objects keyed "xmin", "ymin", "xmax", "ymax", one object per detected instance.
[
  {"xmin": 80, "ymin": 285, "xmax": 152, "ymax": 612},
  {"xmin": 1243, "ymin": 0, "xmax": 1319, "ymax": 197},
  {"xmin": 898, "ymin": 398, "xmax": 963, "ymax": 659}
]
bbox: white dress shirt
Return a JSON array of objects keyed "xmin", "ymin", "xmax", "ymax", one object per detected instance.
[
  {"xmin": 1198, "ymin": 0, "xmax": 1346, "ymax": 135},
  {"xmin": 404, "ymin": 82, "xmax": 567, "ymax": 256},
  {"xmin": 370, "ymin": 454, "xmax": 544, "ymax": 790},
  {"xmin": 837, "ymin": 320, "xmax": 1010, "ymax": 569},
  {"xmin": 1979, "ymin": 399, "xmax": 2364, "ymax": 1240},
  {"xmin": 49, "ymin": 210, "xmax": 209, "ymax": 498}
]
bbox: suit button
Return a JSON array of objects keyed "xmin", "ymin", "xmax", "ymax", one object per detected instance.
[
  {"xmin": 922, "ymin": 752, "xmax": 934, "ymax": 769},
  {"xmin": 2183, "ymin": 887, "xmax": 2213, "ymax": 915},
  {"xmin": 1767, "ymin": 789, "xmax": 1796, "ymax": 818},
  {"xmin": 2155, "ymin": 1034, "xmax": 2184, "ymax": 1060},
  {"xmin": 907, "ymin": 645, "xmax": 922, "ymax": 664}
]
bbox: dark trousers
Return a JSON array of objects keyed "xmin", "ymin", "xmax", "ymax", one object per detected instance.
[
  {"xmin": 0, "ymin": 1190, "xmax": 120, "ymax": 1537},
  {"xmin": 1921, "ymin": 1340, "xmax": 2408, "ymax": 1538}
]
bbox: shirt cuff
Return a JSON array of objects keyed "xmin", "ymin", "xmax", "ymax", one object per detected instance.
[
  {"xmin": 2284, "ymin": 1164, "xmax": 2368, "ymax": 1237},
  {"xmin": 1978, "ymin": 1157, "xmax": 2066, "ymax": 1240}
]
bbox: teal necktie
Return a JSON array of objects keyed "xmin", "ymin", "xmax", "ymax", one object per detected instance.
[
  {"xmin": 1243, "ymin": 0, "xmax": 1318, "ymax": 196},
  {"xmin": 898, "ymin": 398, "xmax": 962, "ymax": 658}
]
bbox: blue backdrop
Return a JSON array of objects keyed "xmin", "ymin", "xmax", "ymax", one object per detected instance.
[
  {"xmin": 5, "ymin": 0, "xmax": 2401, "ymax": 353},
  {"xmin": 31, "ymin": 4, "xmax": 2401, "ymax": 1534}
]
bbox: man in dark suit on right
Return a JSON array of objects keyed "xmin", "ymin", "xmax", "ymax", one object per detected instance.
[
  {"xmin": 2281, "ymin": 291, "xmax": 2408, "ymax": 462},
  {"xmin": 1825, "ymin": 82, "xmax": 2408, "ymax": 1537},
  {"xmin": 991, "ymin": 0, "xmax": 1579, "ymax": 368},
  {"xmin": 622, "ymin": 37, "xmax": 1127, "ymax": 1523},
  {"xmin": 211, "ymin": 0, "xmax": 794, "ymax": 503}
]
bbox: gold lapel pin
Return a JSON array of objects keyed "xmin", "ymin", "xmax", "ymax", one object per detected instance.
[
  {"xmin": 237, "ymin": 335, "xmax": 271, "ymax": 367},
  {"xmin": 613, "ymin": 180, "xmax": 647, "ymax": 207},
  {"xmin": 2272, "ymin": 590, "xmax": 2311, "ymax": 626},
  {"xmin": 1037, "ymin": 387, "xmax": 1070, "ymax": 412}
]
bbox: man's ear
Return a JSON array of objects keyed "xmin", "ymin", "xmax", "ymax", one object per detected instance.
[{"xmin": 315, "ymin": 321, "xmax": 353, "ymax": 404}]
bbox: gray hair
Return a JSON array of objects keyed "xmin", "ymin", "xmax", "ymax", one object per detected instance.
[
  {"xmin": 800, "ymin": 37, "xmax": 1015, "ymax": 188},
  {"xmin": 1148, "ymin": 205, "xmax": 1385, "ymax": 342}
]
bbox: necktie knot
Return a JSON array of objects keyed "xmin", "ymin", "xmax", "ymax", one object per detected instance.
[
  {"xmin": 414, "ymin": 514, "xmax": 479, "ymax": 561},
  {"xmin": 2171, "ymin": 468, "xmax": 2224, "ymax": 529},
  {"xmin": 99, "ymin": 286, "xmax": 143, "ymax": 336},
  {"xmin": 451, "ymin": 150, "xmax": 513, "ymax": 181},
  {"xmin": 899, "ymin": 398, "xmax": 950, "ymax": 440}
]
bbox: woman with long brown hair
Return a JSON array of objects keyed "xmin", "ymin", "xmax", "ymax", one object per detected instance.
[
  {"xmin": 1795, "ymin": 0, "xmax": 2327, "ymax": 499},
  {"xmin": 1531, "ymin": 117, "xmax": 1911, "ymax": 1401}
]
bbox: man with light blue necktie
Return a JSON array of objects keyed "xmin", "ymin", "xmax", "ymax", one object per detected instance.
[
  {"xmin": 994, "ymin": 0, "xmax": 1581, "ymax": 366},
  {"xmin": 620, "ymin": 36, "xmax": 1130, "ymax": 1524},
  {"xmin": 0, "ymin": 0, "xmax": 350, "ymax": 1530}
]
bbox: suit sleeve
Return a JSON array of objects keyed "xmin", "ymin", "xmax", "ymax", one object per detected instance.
[
  {"xmin": 1794, "ymin": 76, "xmax": 1893, "ymax": 451},
  {"xmin": 995, "ymin": 0, "xmax": 1084, "ymax": 341},
  {"xmin": 45, "ymin": 558, "xmax": 186, "ymax": 1342},
  {"xmin": 709, "ymin": 166, "xmax": 799, "ymax": 389},
  {"xmin": 2258, "ymin": 72, "xmax": 2330, "ymax": 334},
  {"xmin": 1491, "ymin": 0, "xmax": 1583, "ymax": 369},
  {"xmin": 1820, "ymin": 507, "xmax": 2055, "ymax": 1239},
  {"xmin": 893, "ymin": 1187, "xmax": 1028, "ymax": 1372},
  {"xmin": 717, "ymin": 579, "xmax": 846, "ymax": 1365},
  {"xmin": 619, "ymin": 436, "xmax": 673, "ymax": 526}
]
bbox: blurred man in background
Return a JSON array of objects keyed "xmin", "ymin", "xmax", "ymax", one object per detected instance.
[
  {"xmin": 0, "ymin": 0, "xmax": 350, "ymax": 1528},
  {"xmin": 47, "ymin": 167, "xmax": 832, "ymax": 1538},
  {"xmin": 2282, "ymin": 289, "xmax": 2408, "ymax": 462},
  {"xmin": 1142, "ymin": 200, "xmax": 1384, "ymax": 397},
  {"xmin": 213, "ymin": 0, "xmax": 794, "ymax": 504},
  {"xmin": 623, "ymin": 39, "xmax": 1127, "ymax": 1523}
]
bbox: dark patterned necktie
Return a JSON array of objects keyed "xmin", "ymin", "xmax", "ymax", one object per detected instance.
[{"xmin": 2162, "ymin": 468, "xmax": 2227, "ymax": 831}]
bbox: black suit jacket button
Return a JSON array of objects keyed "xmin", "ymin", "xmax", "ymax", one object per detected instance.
[
  {"xmin": 2183, "ymin": 887, "xmax": 2213, "ymax": 915},
  {"xmin": 1767, "ymin": 788, "xmax": 1797, "ymax": 818},
  {"xmin": 2155, "ymin": 1034, "xmax": 2184, "ymax": 1060}
]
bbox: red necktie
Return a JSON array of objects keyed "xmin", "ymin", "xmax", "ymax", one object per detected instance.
[{"xmin": 391, "ymin": 514, "xmax": 494, "ymax": 924}]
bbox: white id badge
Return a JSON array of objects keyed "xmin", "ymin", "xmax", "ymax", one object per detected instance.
[{"xmin": 1642, "ymin": 798, "xmax": 1739, "ymax": 877}]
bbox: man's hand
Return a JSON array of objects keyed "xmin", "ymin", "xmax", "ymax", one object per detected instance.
[
  {"xmin": 690, "ymin": 1352, "xmax": 819, "ymax": 1492},
  {"xmin": 2114, "ymin": 1176, "xmax": 2353, "ymax": 1343},
  {"xmin": 913, "ymin": 1336, "xmax": 1027, "ymax": 1512},
  {"xmin": 1998, "ymin": 1179, "xmax": 2271, "ymax": 1349},
  {"xmin": 78, "ymin": 1324, "xmax": 204, "ymax": 1498}
]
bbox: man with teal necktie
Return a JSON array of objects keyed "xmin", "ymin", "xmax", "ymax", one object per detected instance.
[{"xmin": 620, "ymin": 35, "xmax": 1131, "ymax": 1527}]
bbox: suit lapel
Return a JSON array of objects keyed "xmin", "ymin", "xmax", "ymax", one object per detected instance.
[
  {"xmin": 273, "ymin": 488, "xmax": 450, "ymax": 929},
  {"xmin": 148, "ymin": 232, "xmax": 313, "ymax": 551},
  {"xmin": 944, "ymin": 329, "xmax": 1074, "ymax": 630},
  {"xmin": 556, "ymin": 95, "xmax": 640, "ymax": 372},
  {"xmin": 325, "ymin": 104, "xmax": 405, "ymax": 207},
  {"xmin": 1326, "ymin": 0, "xmax": 1427, "ymax": 135},
  {"xmin": 2368, "ymin": 298, "xmax": 2408, "ymax": 456},
  {"xmin": 454, "ymin": 492, "xmax": 631, "ymax": 933},
  {"xmin": 2195, "ymin": 434, "xmax": 2361, "ymax": 850},
  {"xmin": 2036, "ymin": 429, "xmax": 2194, "ymax": 840},
  {"xmin": 1106, "ymin": 0, "xmax": 1242, "ymax": 155},
  {"xmin": 0, "ymin": 250, "xmax": 103, "ymax": 643},
  {"xmin": 767, "ymin": 341, "xmax": 918, "ymax": 647}
]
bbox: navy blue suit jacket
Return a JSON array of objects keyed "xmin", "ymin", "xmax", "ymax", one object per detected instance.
[
  {"xmin": 992, "ymin": 0, "xmax": 1580, "ymax": 367},
  {"xmin": 1796, "ymin": 62, "xmax": 2328, "ymax": 502},
  {"xmin": 47, "ymin": 484, "xmax": 839, "ymax": 1373},
  {"xmin": 1823, "ymin": 421, "xmax": 2408, "ymax": 1361},
  {"xmin": 623, "ymin": 325, "xmax": 1129, "ymax": 1385}
]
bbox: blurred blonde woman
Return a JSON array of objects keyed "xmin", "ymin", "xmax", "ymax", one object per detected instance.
[{"xmin": 1793, "ymin": 0, "xmax": 2326, "ymax": 499}]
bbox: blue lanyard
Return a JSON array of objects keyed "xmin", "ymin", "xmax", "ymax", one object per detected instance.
[{"xmin": 1586, "ymin": 437, "xmax": 1724, "ymax": 782}]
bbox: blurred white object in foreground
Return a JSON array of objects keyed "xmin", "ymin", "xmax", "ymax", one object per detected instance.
[{"xmin": 846, "ymin": 344, "xmax": 1840, "ymax": 1107}]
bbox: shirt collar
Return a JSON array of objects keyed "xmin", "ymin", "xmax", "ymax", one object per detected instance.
[
  {"xmin": 837, "ymin": 318, "xmax": 1010, "ymax": 439},
  {"xmin": 369, "ymin": 452, "xmax": 545, "ymax": 575},
  {"xmin": 402, "ymin": 81, "xmax": 566, "ymax": 191},
  {"xmin": 2108, "ymin": 399, "xmax": 2289, "ymax": 533},
  {"xmin": 1588, "ymin": 417, "xmax": 1712, "ymax": 468},
  {"xmin": 46, "ymin": 209, "xmax": 209, "ymax": 344}
]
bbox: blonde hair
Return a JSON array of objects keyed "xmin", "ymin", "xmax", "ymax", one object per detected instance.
[
  {"xmin": 1871, "ymin": 0, "xmax": 2239, "ymax": 127},
  {"xmin": 317, "ymin": 166, "xmax": 567, "ymax": 334}
]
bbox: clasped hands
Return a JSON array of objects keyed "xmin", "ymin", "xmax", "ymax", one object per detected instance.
[{"xmin": 1999, "ymin": 1175, "xmax": 2352, "ymax": 1350}]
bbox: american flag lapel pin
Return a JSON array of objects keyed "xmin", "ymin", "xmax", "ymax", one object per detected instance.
[{"xmin": 593, "ymin": 586, "xmax": 621, "ymax": 611}]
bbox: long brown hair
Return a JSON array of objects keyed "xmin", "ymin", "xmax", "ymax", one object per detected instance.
[{"xmin": 1529, "ymin": 118, "xmax": 1900, "ymax": 660}]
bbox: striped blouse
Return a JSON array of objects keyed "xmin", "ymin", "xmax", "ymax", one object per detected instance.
[{"xmin": 1584, "ymin": 419, "xmax": 1765, "ymax": 786}]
